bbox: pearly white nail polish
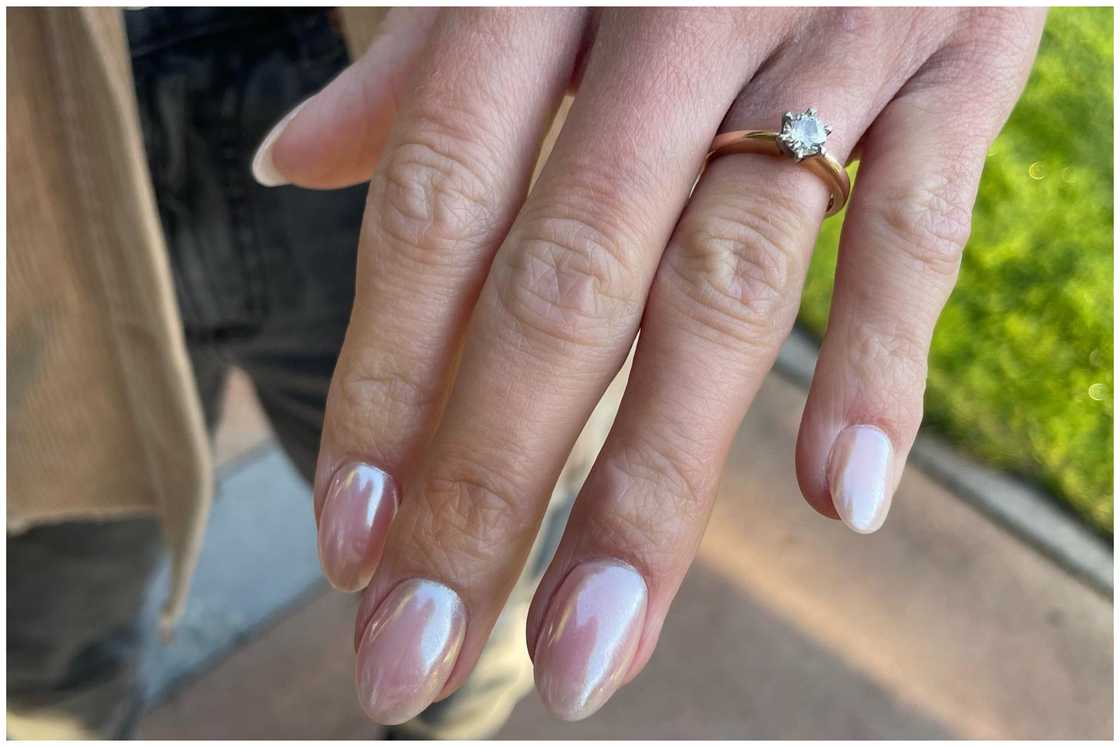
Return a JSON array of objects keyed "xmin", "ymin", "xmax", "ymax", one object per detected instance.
[
  {"xmin": 827, "ymin": 425, "xmax": 895, "ymax": 534},
  {"xmin": 533, "ymin": 560, "xmax": 648, "ymax": 721},
  {"xmin": 355, "ymin": 579, "xmax": 466, "ymax": 725},
  {"xmin": 317, "ymin": 462, "xmax": 399, "ymax": 592},
  {"xmin": 250, "ymin": 99, "xmax": 311, "ymax": 187}
]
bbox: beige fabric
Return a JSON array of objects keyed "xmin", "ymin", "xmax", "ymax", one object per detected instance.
[
  {"xmin": 6, "ymin": 8, "xmax": 211, "ymax": 627},
  {"xmin": 337, "ymin": 6, "xmax": 389, "ymax": 60},
  {"xmin": 6, "ymin": 708, "xmax": 104, "ymax": 741},
  {"xmin": 5, "ymin": 8, "xmax": 625, "ymax": 631}
]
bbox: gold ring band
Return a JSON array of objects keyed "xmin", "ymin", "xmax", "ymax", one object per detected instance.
[{"xmin": 705, "ymin": 110, "xmax": 851, "ymax": 217}]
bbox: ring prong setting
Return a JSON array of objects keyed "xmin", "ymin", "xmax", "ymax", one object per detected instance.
[
  {"xmin": 777, "ymin": 107, "xmax": 831, "ymax": 162},
  {"xmin": 706, "ymin": 108, "xmax": 850, "ymax": 216}
]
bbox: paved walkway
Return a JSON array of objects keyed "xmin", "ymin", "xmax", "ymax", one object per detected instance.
[{"xmin": 138, "ymin": 370, "xmax": 1113, "ymax": 739}]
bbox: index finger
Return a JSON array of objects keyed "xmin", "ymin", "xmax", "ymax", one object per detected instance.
[{"xmin": 313, "ymin": 8, "xmax": 584, "ymax": 592}]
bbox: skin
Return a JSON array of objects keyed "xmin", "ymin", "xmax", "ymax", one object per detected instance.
[{"xmin": 257, "ymin": 8, "xmax": 1047, "ymax": 722}]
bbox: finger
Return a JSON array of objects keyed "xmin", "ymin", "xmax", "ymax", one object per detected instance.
[
  {"xmin": 251, "ymin": 8, "xmax": 438, "ymax": 189},
  {"xmin": 352, "ymin": 9, "xmax": 771, "ymax": 725},
  {"xmin": 795, "ymin": 11, "xmax": 1046, "ymax": 532},
  {"xmin": 524, "ymin": 11, "xmax": 950, "ymax": 719},
  {"xmin": 314, "ymin": 9, "xmax": 585, "ymax": 592}
]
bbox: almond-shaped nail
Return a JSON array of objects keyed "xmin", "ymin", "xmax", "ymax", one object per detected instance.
[
  {"xmin": 827, "ymin": 425, "xmax": 895, "ymax": 534},
  {"xmin": 534, "ymin": 559, "xmax": 647, "ymax": 721},
  {"xmin": 318, "ymin": 462, "xmax": 398, "ymax": 592},
  {"xmin": 251, "ymin": 98, "xmax": 310, "ymax": 187},
  {"xmin": 355, "ymin": 579, "xmax": 466, "ymax": 725}
]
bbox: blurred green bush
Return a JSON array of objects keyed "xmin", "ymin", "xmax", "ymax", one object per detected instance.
[{"xmin": 799, "ymin": 8, "xmax": 1114, "ymax": 534}]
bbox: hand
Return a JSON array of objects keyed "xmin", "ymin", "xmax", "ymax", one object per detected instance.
[{"xmin": 255, "ymin": 7, "xmax": 1045, "ymax": 723}]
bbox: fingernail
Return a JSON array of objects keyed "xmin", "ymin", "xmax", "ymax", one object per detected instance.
[
  {"xmin": 318, "ymin": 462, "xmax": 398, "ymax": 592},
  {"xmin": 356, "ymin": 579, "xmax": 467, "ymax": 725},
  {"xmin": 533, "ymin": 559, "xmax": 647, "ymax": 721},
  {"xmin": 827, "ymin": 425, "xmax": 895, "ymax": 534},
  {"xmin": 251, "ymin": 99, "xmax": 310, "ymax": 187}
]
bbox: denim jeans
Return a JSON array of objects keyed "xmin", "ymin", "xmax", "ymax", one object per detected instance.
[{"xmin": 7, "ymin": 9, "xmax": 545, "ymax": 739}]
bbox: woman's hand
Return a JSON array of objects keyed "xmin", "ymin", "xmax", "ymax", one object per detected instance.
[{"xmin": 255, "ymin": 8, "xmax": 1045, "ymax": 724}]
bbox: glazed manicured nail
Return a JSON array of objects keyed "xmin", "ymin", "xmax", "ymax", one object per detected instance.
[
  {"xmin": 355, "ymin": 579, "xmax": 466, "ymax": 725},
  {"xmin": 533, "ymin": 559, "xmax": 647, "ymax": 721},
  {"xmin": 250, "ymin": 99, "xmax": 310, "ymax": 187},
  {"xmin": 827, "ymin": 425, "xmax": 895, "ymax": 534},
  {"xmin": 317, "ymin": 462, "xmax": 398, "ymax": 592}
]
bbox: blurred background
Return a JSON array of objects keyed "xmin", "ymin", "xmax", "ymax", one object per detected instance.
[{"xmin": 131, "ymin": 7, "xmax": 1112, "ymax": 740}]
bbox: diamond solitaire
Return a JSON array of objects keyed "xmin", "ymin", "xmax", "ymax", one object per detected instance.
[
  {"xmin": 705, "ymin": 107, "xmax": 850, "ymax": 216},
  {"xmin": 777, "ymin": 108, "xmax": 833, "ymax": 161}
]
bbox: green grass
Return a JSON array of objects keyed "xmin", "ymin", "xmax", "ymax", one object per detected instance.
[{"xmin": 799, "ymin": 8, "xmax": 1114, "ymax": 534}]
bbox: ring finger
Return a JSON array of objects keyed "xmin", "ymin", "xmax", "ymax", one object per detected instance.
[{"xmin": 526, "ymin": 18, "xmax": 943, "ymax": 719}]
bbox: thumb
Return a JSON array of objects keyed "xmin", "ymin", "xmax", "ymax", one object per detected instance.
[{"xmin": 252, "ymin": 8, "xmax": 437, "ymax": 189}]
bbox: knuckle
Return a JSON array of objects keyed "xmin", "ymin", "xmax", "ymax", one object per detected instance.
[
  {"xmin": 414, "ymin": 459, "xmax": 535, "ymax": 567},
  {"xmin": 874, "ymin": 174, "xmax": 973, "ymax": 279},
  {"xmin": 584, "ymin": 439, "xmax": 710, "ymax": 574},
  {"xmin": 372, "ymin": 122, "xmax": 501, "ymax": 266},
  {"xmin": 846, "ymin": 320, "xmax": 930, "ymax": 411},
  {"xmin": 332, "ymin": 350, "xmax": 441, "ymax": 436},
  {"xmin": 495, "ymin": 211, "xmax": 642, "ymax": 348},
  {"xmin": 825, "ymin": 7, "xmax": 882, "ymax": 37},
  {"xmin": 338, "ymin": 365, "xmax": 429, "ymax": 416},
  {"xmin": 618, "ymin": 437, "xmax": 710, "ymax": 517},
  {"xmin": 451, "ymin": 6, "xmax": 526, "ymax": 38},
  {"xmin": 667, "ymin": 198, "xmax": 805, "ymax": 347},
  {"xmin": 911, "ymin": 10, "xmax": 1040, "ymax": 103},
  {"xmin": 960, "ymin": 7, "xmax": 1043, "ymax": 48}
]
